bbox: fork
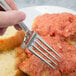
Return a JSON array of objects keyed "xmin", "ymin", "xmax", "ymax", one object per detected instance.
[{"xmin": 0, "ymin": 0, "xmax": 62, "ymax": 69}]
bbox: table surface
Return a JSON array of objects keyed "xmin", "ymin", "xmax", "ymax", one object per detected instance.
[{"xmin": 15, "ymin": 0, "xmax": 76, "ymax": 11}]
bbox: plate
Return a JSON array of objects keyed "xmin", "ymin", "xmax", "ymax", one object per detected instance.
[{"xmin": 20, "ymin": 6, "xmax": 76, "ymax": 30}]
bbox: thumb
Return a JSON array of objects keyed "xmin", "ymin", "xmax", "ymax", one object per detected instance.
[{"xmin": 0, "ymin": 10, "xmax": 25, "ymax": 28}]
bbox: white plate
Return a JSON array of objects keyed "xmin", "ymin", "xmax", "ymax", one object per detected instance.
[{"xmin": 20, "ymin": 6, "xmax": 76, "ymax": 30}]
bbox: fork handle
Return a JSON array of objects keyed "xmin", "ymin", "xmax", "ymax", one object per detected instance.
[
  {"xmin": 0, "ymin": 0, "xmax": 11, "ymax": 10},
  {"xmin": 0, "ymin": 0, "xmax": 29, "ymax": 32}
]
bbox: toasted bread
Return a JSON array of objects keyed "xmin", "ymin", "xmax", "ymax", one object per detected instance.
[
  {"xmin": 0, "ymin": 26, "xmax": 25, "ymax": 51},
  {"xmin": 0, "ymin": 47, "xmax": 26, "ymax": 76}
]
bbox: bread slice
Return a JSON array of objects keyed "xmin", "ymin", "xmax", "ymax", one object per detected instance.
[
  {"xmin": 0, "ymin": 26, "xmax": 25, "ymax": 51},
  {"xmin": 0, "ymin": 47, "xmax": 26, "ymax": 76}
]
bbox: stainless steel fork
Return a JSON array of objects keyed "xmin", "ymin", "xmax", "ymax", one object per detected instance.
[{"xmin": 0, "ymin": 0, "xmax": 62, "ymax": 69}]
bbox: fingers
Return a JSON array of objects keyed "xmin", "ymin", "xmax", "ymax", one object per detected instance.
[
  {"xmin": 5, "ymin": 0, "xmax": 17, "ymax": 10},
  {"xmin": 0, "ymin": 10, "xmax": 26, "ymax": 28}
]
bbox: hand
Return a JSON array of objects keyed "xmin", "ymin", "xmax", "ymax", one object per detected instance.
[
  {"xmin": 0, "ymin": 0, "xmax": 25, "ymax": 35},
  {"xmin": 0, "ymin": 11, "xmax": 25, "ymax": 28},
  {"xmin": 0, "ymin": 0, "xmax": 25, "ymax": 28}
]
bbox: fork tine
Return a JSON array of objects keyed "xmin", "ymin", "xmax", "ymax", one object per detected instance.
[
  {"xmin": 28, "ymin": 47, "xmax": 55, "ymax": 69},
  {"xmin": 37, "ymin": 35, "xmax": 62, "ymax": 59},
  {"xmin": 35, "ymin": 40, "xmax": 60, "ymax": 62},
  {"xmin": 32, "ymin": 44, "xmax": 57, "ymax": 66}
]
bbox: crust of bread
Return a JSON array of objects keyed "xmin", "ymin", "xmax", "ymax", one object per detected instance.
[
  {"xmin": 0, "ymin": 30, "xmax": 25, "ymax": 51},
  {"xmin": 15, "ymin": 47, "xmax": 27, "ymax": 68},
  {"xmin": 15, "ymin": 70, "xmax": 25, "ymax": 76},
  {"xmin": 13, "ymin": 47, "xmax": 27, "ymax": 76},
  {"xmin": 15, "ymin": 47, "xmax": 27, "ymax": 76}
]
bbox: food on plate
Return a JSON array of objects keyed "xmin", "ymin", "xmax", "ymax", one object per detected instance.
[
  {"xmin": 0, "ymin": 26, "xmax": 25, "ymax": 51},
  {"xmin": 0, "ymin": 47, "xmax": 26, "ymax": 76},
  {"xmin": 0, "ymin": 26, "xmax": 27, "ymax": 76},
  {"xmin": 19, "ymin": 13, "xmax": 76, "ymax": 76}
]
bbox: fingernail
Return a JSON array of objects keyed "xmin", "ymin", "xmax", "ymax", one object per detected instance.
[{"xmin": 18, "ymin": 11, "xmax": 26, "ymax": 22}]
